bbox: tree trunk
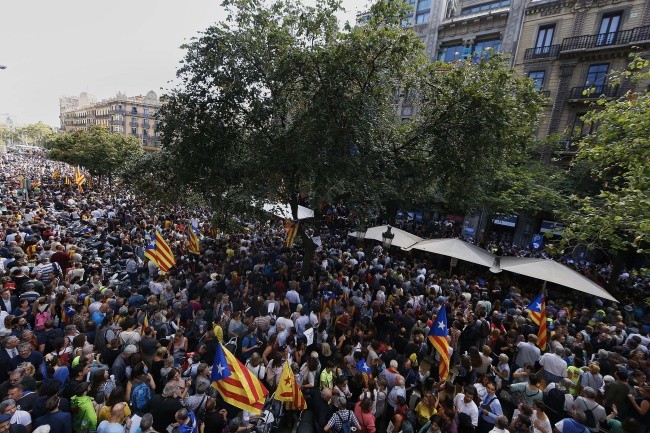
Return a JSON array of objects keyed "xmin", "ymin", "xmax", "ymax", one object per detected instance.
[{"xmin": 607, "ymin": 251, "xmax": 625, "ymax": 293}]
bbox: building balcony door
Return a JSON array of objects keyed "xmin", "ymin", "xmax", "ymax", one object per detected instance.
[
  {"xmin": 596, "ymin": 12, "xmax": 622, "ymax": 46},
  {"xmin": 535, "ymin": 25, "xmax": 555, "ymax": 55}
]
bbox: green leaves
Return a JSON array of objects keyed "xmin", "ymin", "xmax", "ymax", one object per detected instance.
[
  {"xmin": 562, "ymin": 57, "xmax": 650, "ymax": 256},
  {"xmin": 45, "ymin": 126, "xmax": 143, "ymax": 177},
  {"xmin": 156, "ymin": 0, "xmax": 424, "ymax": 222}
]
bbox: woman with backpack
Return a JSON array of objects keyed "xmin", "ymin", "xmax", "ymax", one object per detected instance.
[{"xmin": 126, "ymin": 362, "xmax": 155, "ymax": 416}]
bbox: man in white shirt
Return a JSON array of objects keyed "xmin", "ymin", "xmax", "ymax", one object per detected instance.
[
  {"xmin": 539, "ymin": 346, "xmax": 568, "ymax": 385},
  {"xmin": 454, "ymin": 386, "xmax": 480, "ymax": 428}
]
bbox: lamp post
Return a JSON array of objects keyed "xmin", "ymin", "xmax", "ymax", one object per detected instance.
[{"xmin": 381, "ymin": 225, "xmax": 395, "ymax": 249}]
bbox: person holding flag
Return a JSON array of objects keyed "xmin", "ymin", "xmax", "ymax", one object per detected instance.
[
  {"xmin": 428, "ymin": 304, "xmax": 451, "ymax": 381},
  {"xmin": 275, "ymin": 361, "xmax": 307, "ymax": 410}
]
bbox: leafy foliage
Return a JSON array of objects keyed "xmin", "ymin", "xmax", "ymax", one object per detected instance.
[
  {"xmin": 404, "ymin": 55, "xmax": 547, "ymax": 212},
  {"xmin": 0, "ymin": 122, "xmax": 54, "ymax": 147},
  {"xmin": 155, "ymin": 0, "xmax": 425, "ymax": 222},
  {"xmin": 562, "ymin": 56, "xmax": 650, "ymax": 255},
  {"xmin": 45, "ymin": 126, "xmax": 143, "ymax": 177}
]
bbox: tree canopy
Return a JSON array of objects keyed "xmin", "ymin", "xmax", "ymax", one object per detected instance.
[
  {"xmin": 562, "ymin": 57, "xmax": 650, "ymax": 260},
  {"xmin": 155, "ymin": 0, "xmax": 425, "ymax": 223},
  {"xmin": 46, "ymin": 125, "xmax": 143, "ymax": 177}
]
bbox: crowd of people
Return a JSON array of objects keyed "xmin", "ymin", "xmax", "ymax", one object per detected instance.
[{"xmin": 0, "ymin": 150, "xmax": 648, "ymax": 433}]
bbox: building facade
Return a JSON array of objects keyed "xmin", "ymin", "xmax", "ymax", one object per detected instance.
[
  {"xmin": 59, "ymin": 91, "xmax": 161, "ymax": 150},
  {"xmin": 513, "ymin": 0, "xmax": 650, "ymax": 157}
]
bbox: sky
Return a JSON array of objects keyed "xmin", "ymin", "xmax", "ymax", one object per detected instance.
[{"xmin": 0, "ymin": 0, "xmax": 365, "ymax": 128}]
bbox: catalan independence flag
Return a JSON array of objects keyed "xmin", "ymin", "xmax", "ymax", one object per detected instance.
[
  {"xmin": 52, "ymin": 168, "xmax": 61, "ymax": 180},
  {"xmin": 285, "ymin": 221, "xmax": 299, "ymax": 247},
  {"xmin": 526, "ymin": 293, "xmax": 547, "ymax": 350},
  {"xmin": 275, "ymin": 362, "xmax": 306, "ymax": 410},
  {"xmin": 65, "ymin": 176, "xmax": 72, "ymax": 186},
  {"xmin": 187, "ymin": 225, "xmax": 201, "ymax": 256},
  {"xmin": 74, "ymin": 166, "xmax": 86, "ymax": 187},
  {"xmin": 144, "ymin": 230, "xmax": 176, "ymax": 273},
  {"xmin": 141, "ymin": 312, "xmax": 149, "ymax": 336},
  {"xmin": 32, "ymin": 180, "xmax": 42, "ymax": 189},
  {"xmin": 211, "ymin": 343, "xmax": 268, "ymax": 414},
  {"xmin": 428, "ymin": 305, "xmax": 450, "ymax": 381}
]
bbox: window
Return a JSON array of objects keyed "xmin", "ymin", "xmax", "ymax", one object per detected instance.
[
  {"xmin": 535, "ymin": 25, "xmax": 555, "ymax": 54},
  {"xmin": 597, "ymin": 12, "xmax": 622, "ymax": 46},
  {"xmin": 474, "ymin": 38, "xmax": 502, "ymax": 57},
  {"xmin": 568, "ymin": 112, "xmax": 596, "ymax": 147},
  {"xmin": 416, "ymin": 0, "xmax": 431, "ymax": 24},
  {"xmin": 131, "ymin": 107, "xmax": 137, "ymax": 114},
  {"xmin": 528, "ymin": 71, "xmax": 545, "ymax": 91},
  {"xmin": 402, "ymin": 0, "xmax": 416, "ymax": 26},
  {"xmin": 461, "ymin": 0, "xmax": 511, "ymax": 15},
  {"xmin": 131, "ymin": 127, "xmax": 137, "ymax": 135},
  {"xmin": 438, "ymin": 44, "xmax": 465, "ymax": 62},
  {"xmin": 143, "ymin": 107, "xmax": 150, "ymax": 116},
  {"xmin": 143, "ymin": 129, "xmax": 149, "ymax": 138},
  {"xmin": 585, "ymin": 64, "xmax": 609, "ymax": 91}
]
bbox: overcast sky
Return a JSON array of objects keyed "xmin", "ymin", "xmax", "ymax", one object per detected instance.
[{"xmin": 0, "ymin": 0, "xmax": 365, "ymax": 128}]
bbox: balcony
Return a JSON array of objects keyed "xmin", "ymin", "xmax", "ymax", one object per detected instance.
[
  {"xmin": 568, "ymin": 85, "xmax": 619, "ymax": 100},
  {"xmin": 129, "ymin": 121, "xmax": 139, "ymax": 127},
  {"xmin": 524, "ymin": 45, "xmax": 560, "ymax": 61},
  {"xmin": 560, "ymin": 25, "xmax": 650, "ymax": 54},
  {"xmin": 538, "ymin": 90, "xmax": 551, "ymax": 98}
]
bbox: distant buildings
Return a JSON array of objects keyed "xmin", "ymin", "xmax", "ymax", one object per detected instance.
[{"xmin": 59, "ymin": 91, "xmax": 161, "ymax": 150}]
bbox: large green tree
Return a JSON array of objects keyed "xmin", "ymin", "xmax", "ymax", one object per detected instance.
[
  {"xmin": 46, "ymin": 126, "xmax": 143, "ymax": 182},
  {"xmin": 562, "ymin": 56, "xmax": 650, "ymax": 286},
  {"xmin": 401, "ymin": 56, "xmax": 548, "ymax": 213},
  {"xmin": 155, "ymin": 0, "xmax": 424, "ymax": 250}
]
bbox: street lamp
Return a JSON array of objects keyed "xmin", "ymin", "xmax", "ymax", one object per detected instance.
[
  {"xmin": 489, "ymin": 257, "xmax": 502, "ymax": 274},
  {"xmin": 381, "ymin": 225, "xmax": 395, "ymax": 249}
]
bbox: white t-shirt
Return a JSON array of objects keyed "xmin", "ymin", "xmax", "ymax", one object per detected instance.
[
  {"xmin": 453, "ymin": 393, "xmax": 479, "ymax": 427},
  {"xmin": 539, "ymin": 353, "xmax": 568, "ymax": 378}
]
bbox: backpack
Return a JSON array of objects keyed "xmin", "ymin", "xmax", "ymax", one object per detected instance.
[
  {"xmin": 130, "ymin": 381, "xmax": 152, "ymax": 413},
  {"xmin": 195, "ymin": 395, "xmax": 208, "ymax": 424},
  {"xmin": 543, "ymin": 387, "xmax": 568, "ymax": 424},
  {"xmin": 335, "ymin": 411, "xmax": 352, "ymax": 433},
  {"xmin": 582, "ymin": 401, "xmax": 598, "ymax": 430}
]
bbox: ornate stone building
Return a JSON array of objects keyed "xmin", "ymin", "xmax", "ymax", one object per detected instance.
[
  {"xmin": 512, "ymin": 0, "xmax": 650, "ymax": 158},
  {"xmin": 59, "ymin": 91, "xmax": 162, "ymax": 150}
]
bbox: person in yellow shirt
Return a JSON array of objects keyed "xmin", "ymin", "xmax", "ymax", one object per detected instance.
[
  {"xmin": 212, "ymin": 323, "xmax": 223, "ymax": 343},
  {"xmin": 415, "ymin": 392, "xmax": 438, "ymax": 426},
  {"xmin": 320, "ymin": 362, "xmax": 335, "ymax": 390}
]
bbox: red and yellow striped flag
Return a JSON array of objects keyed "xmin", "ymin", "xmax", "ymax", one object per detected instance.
[
  {"xmin": 428, "ymin": 306, "xmax": 450, "ymax": 381},
  {"xmin": 52, "ymin": 168, "xmax": 61, "ymax": 180},
  {"xmin": 65, "ymin": 176, "xmax": 72, "ymax": 186},
  {"xmin": 285, "ymin": 221, "xmax": 299, "ymax": 247},
  {"xmin": 211, "ymin": 343, "xmax": 268, "ymax": 414},
  {"xmin": 275, "ymin": 362, "xmax": 306, "ymax": 410},
  {"xmin": 74, "ymin": 166, "xmax": 86, "ymax": 187},
  {"xmin": 141, "ymin": 313, "xmax": 149, "ymax": 336},
  {"xmin": 526, "ymin": 293, "xmax": 547, "ymax": 350},
  {"xmin": 144, "ymin": 230, "xmax": 176, "ymax": 272},
  {"xmin": 187, "ymin": 225, "xmax": 200, "ymax": 255}
]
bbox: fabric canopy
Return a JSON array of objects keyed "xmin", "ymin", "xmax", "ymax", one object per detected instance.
[
  {"xmin": 352, "ymin": 225, "xmax": 423, "ymax": 249},
  {"xmin": 261, "ymin": 203, "xmax": 314, "ymax": 220},
  {"xmin": 403, "ymin": 238, "xmax": 496, "ymax": 268},
  {"xmin": 498, "ymin": 256, "xmax": 618, "ymax": 302}
]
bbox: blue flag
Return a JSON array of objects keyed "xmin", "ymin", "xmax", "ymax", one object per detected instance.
[
  {"xmin": 356, "ymin": 358, "xmax": 371, "ymax": 374},
  {"xmin": 211, "ymin": 342, "xmax": 232, "ymax": 382}
]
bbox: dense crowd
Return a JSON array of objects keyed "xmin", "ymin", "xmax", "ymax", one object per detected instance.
[{"xmin": 0, "ymin": 151, "xmax": 648, "ymax": 433}]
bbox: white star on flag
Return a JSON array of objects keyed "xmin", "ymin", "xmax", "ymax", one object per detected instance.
[
  {"xmin": 217, "ymin": 363, "xmax": 226, "ymax": 376},
  {"xmin": 438, "ymin": 321, "xmax": 445, "ymax": 330},
  {"xmin": 536, "ymin": 303, "xmax": 541, "ymax": 310}
]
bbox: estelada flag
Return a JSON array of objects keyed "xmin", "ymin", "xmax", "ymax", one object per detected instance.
[
  {"xmin": 187, "ymin": 225, "xmax": 200, "ymax": 255},
  {"xmin": 285, "ymin": 221, "xmax": 299, "ymax": 247},
  {"xmin": 211, "ymin": 343, "xmax": 268, "ymax": 414},
  {"xmin": 526, "ymin": 293, "xmax": 547, "ymax": 350},
  {"xmin": 52, "ymin": 168, "xmax": 61, "ymax": 180},
  {"xmin": 275, "ymin": 362, "xmax": 306, "ymax": 410},
  {"xmin": 428, "ymin": 305, "xmax": 450, "ymax": 381}
]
